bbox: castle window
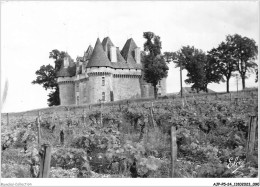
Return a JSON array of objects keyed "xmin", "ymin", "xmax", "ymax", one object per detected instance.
[
  {"xmin": 158, "ymin": 81, "xmax": 161, "ymax": 86},
  {"xmin": 77, "ymin": 96, "xmax": 79, "ymax": 105},
  {"xmin": 102, "ymin": 92, "xmax": 105, "ymax": 101},
  {"xmin": 102, "ymin": 77, "xmax": 105, "ymax": 86}
]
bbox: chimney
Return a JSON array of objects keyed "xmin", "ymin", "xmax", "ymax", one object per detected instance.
[
  {"xmin": 110, "ymin": 46, "xmax": 117, "ymax": 62},
  {"xmin": 134, "ymin": 47, "xmax": 141, "ymax": 64},
  {"xmin": 64, "ymin": 57, "xmax": 69, "ymax": 68}
]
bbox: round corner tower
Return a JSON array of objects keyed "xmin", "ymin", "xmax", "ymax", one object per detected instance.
[
  {"xmin": 58, "ymin": 78, "xmax": 75, "ymax": 105},
  {"xmin": 57, "ymin": 56, "xmax": 76, "ymax": 106}
]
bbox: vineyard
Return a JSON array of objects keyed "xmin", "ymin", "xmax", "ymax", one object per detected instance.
[{"xmin": 1, "ymin": 90, "xmax": 258, "ymax": 178}]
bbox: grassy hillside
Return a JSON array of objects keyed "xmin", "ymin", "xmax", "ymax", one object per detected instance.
[{"xmin": 1, "ymin": 88, "xmax": 258, "ymax": 178}]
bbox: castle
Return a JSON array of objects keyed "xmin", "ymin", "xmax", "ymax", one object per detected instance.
[{"xmin": 57, "ymin": 37, "xmax": 167, "ymax": 105}]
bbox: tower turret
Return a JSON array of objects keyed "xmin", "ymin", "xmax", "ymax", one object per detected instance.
[{"xmin": 56, "ymin": 54, "xmax": 76, "ymax": 105}]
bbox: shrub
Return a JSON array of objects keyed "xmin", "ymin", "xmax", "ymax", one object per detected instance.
[{"xmin": 51, "ymin": 148, "xmax": 89, "ymax": 171}]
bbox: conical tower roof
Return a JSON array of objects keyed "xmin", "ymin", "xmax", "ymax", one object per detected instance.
[
  {"xmin": 102, "ymin": 37, "xmax": 114, "ymax": 51},
  {"xmin": 121, "ymin": 38, "xmax": 138, "ymax": 63},
  {"xmin": 86, "ymin": 38, "xmax": 112, "ymax": 68},
  {"xmin": 121, "ymin": 38, "xmax": 142, "ymax": 70},
  {"xmin": 84, "ymin": 45, "xmax": 93, "ymax": 60},
  {"xmin": 56, "ymin": 53, "xmax": 76, "ymax": 77}
]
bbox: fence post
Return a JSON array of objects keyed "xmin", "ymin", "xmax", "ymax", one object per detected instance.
[
  {"xmin": 170, "ymin": 125, "xmax": 177, "ymax": 178},
  {"xmin": 39, "ymin": 144, "xmax": 51, "ymax": 178},
  {"xmin": 36, "ymin": 116, "xmax": 41, "ymax": 149},
  {"xmin": 6, "ymin": 113, "xmax": 9, "ymax": 126},
  {"xmin": 99, "ymin": 100, "xmax": 103, "ymax": 127},
  {"xmin": 60, "ymin": 130, "xmax": 64, "ymax": 146},
  {"xmin": 149, "ymin": 102, "xmax": 155, "ymax": 128},
  {"xmin": 246, "ymin": 115, "xmax": 257, "ymax": 162},
  {"xmin": 234, "ymin": 97, "xmax": 238, "ymax": 105},
  {"xmin": 82, "ymin": 109, "xmax": 85, "ymax": 124},
  {"xmin": 251, "ymin": 92, "xmax": 254, "ymax": 99}
]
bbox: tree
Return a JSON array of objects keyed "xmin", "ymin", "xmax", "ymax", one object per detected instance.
[
  {"xmin": 32, "ymin": 50, "xmax": 66, "ymax": 106},
  {"xmin": 166, "ymin": 46, "xmax": 205, "ymax": 92},
  {"xmin": 142, "ymin": 32, "xmax": 168, "ymax": 99},
  {"xmin": 207, "ymin": 41, "xmax": 237, "ymax": 93},
  {"xmin": 184, "ymin": 50, "xmax": 207, "ymax": 93},
  {"xmin": 204, "ymin": 54, "xmax": 223, "ymax": 92},
  {"xmin": 165, "ymin": 46, "xmax": 222, "ymax": 93},
  {"xmin": 227, "ymin": 34, "xmax": 258, "ymax": 89}
]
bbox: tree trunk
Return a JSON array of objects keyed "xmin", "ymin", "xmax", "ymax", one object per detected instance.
[
  {"xmin": 205, "ymin": 86, "xmax": 208, "ymax": 93},
  {"xmin": 241, "ymin": 75, "xmax": 246, "ymax": 90},
  {"xmin": 226, "ymin": 77, "xmax": 230, "ymax": 93},
  {"xmin": 153, "ymin": 85, "xmax": 158, "ymax": 99}
]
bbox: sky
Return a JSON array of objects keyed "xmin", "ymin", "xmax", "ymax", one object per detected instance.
[{"xmin": 1, "ymin": 1, "xmax": 259, "ymax": 113}]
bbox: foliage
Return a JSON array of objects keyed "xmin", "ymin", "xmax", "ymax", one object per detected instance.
[
  {"xmin": 1, "ymin": 163, "xmax": 30, "ymax": 178},
  {"xmin": 208, "ymin": 41, "xmax": 237, "ymax": 93},
  {"xmin": 142, "ymin": 32, "xmax": 169, "ymax": 99},
  {"xmin": 1, "ymin": 90, "xmax": 258, "ymax": 178},
  {"xmin": 32, "ymin": 49, "xmax": 67, "ymax": 106},
  {"xmin": 226, "ymin": 34, "xmax": 258, "ymax": 89},
  {"xmin": 51, "ymin": 148, "xmax": 89, "ymax": 170},
  {"xmin": 50, "ymin": 167, "xmax": 79, "ymax": 178},
  {"xmin": 255, "ymin": 68, "xmax": 258, "ymax": 83},
  {"xmin": 165, "ymin": 46, "xmax": 222, "ymax": 92}
]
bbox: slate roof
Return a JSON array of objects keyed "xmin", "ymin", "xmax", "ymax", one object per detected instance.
[
  {"xmin": 56, "ymin": 54, "xmax": 76, "ymax": 77},
  {"xmin": 100, "ymin": 37, "xmax": 141, "ymax": 69},
  {"xmin": 76, "ymin": 56, "xmax": 84, "ymax": 62},
  {"xmin": 58, "ymin": 37, "xmax": 143, "ymax": 77},
  {"xmin": 84, "ymin": 45, "xmax": 93, "ymax": 61},
  {"xmin": 86, "ymin": 38, "xmax": 113, "ymax": 68},
  {"xmin": 120, "ymin": 38, "xmax": 142, "ymax": 69},
  {"xmin": 102, "ymin": 37, "xmax": 114, "ymax": 53},
  {"xmin": 110, "ymin": 48, "xmax": 128, "ymax": 69}
]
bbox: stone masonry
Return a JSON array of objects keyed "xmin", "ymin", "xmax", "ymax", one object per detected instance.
[{"xmin": 57, "ymin": 37, "xmax": 167, "ymax": 106}]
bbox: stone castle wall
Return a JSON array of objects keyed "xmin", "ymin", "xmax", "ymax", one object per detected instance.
[
  {"xmin": 113, "ymin": 75, "xmax": 141, "ymax": 101},
  {"xmin": 160, "ymin": 78, "xmax": 167, "ymax": 95},
  {"xmin": 58, "ymin": 77, "xmax": 76, "ymax": 105},
  {"xmin": 87, "ymin": 73, "xmax": 113, "ymax": 104},
  {"xmin": 58, "ymin": 67, "xmax": 167, "ymax": 105}
]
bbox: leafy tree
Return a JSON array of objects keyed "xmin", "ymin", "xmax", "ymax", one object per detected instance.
[
  {"xmin": 204, "ymin": 54, "xmax": 223, "ymax": 92},
  {"xmin": 142, "ymin": 32, "xmax": 168, "ymax": 99},
  {"xmin": 207, "ymin": 41, "xmax": 237, "ymax": 93},
  {"xmin": 165, "ymin": 46, "xmax": 205, "ymax": 92},
  {"xmin": 227, "ymin": 34, "xmax": 258, "ymax": 89},
  {"xmin": 32, "ymin": 50, "xmax": 66, "ymax": 106},
  {"xmin": 185, "ymin": 50, "xmax": 207, "ymax": 92},
  {"xmin": 165, "ymin": 46, "xmax": 223, "ymax": 93},
  {"xmin": 163, "ymin": 52, "xmax": 174, "ymax": 63}
]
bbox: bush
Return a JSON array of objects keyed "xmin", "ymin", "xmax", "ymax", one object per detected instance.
[
  {"xmin": 51, "ymin": 148, "xmax": 89, "ymax": 171},
  {"xmin": 50, "ymin": 167, "xmax": 79, "ymax": 178},
  {"xmin": 1, "ymin": 163, "xmax": 30, "ymax": 178}
]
